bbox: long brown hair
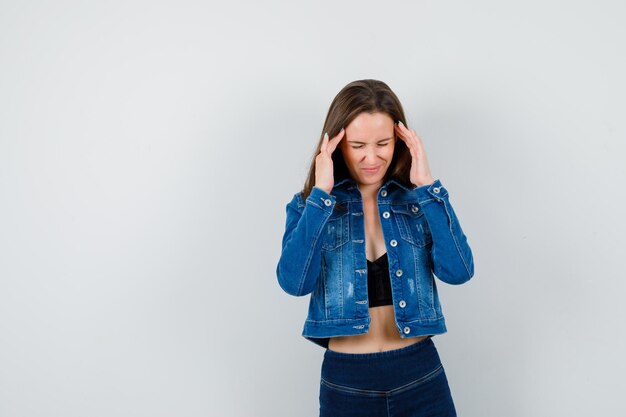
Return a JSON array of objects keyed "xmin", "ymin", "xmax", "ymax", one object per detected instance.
[{"xmin": 302, "ymin": 79, "xmax": 414, "ymax": 200}]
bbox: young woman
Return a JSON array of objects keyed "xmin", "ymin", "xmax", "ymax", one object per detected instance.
[{"xmin": 276, "ymin": 79, "xmax": 475, "ymax": 416}]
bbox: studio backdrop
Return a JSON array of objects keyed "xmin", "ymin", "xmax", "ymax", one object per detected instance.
[{"xmin": 1, "ymin": 1, "xmax": 625, "ymax": 416}]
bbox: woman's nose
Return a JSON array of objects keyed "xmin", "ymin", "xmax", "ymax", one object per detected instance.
[{"xmin": 364, "ymin": 147, "xmax": 378, "ymax": 163}]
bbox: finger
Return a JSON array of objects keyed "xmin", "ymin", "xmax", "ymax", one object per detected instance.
[
  {"xmin": 395, "ymin": 124, "xmax": 413, "ymax": 146},
  {"xmin": 397, "ymin": 122, "xmax": 419, "ymax": 142},
  {"xmin": 331, "ymin": 127, "xmax": 345, "ymax": 143},
  {"xmin": 410, "ymin": 130, "xmax": 426, "ymax": 151},
  {"xmin": 320, "ymin": 132, "xmax": 329, "ymax": 153},
  {"xmin": 397, "ymin": 131, "xmax": 419, "ymax": 160},
  {"xmin": 397, "ymin": 124, "xmax": 421, "ymax": 145},
  {"xmin": 394, "ymin": 123, "xmax": 411, "ymax": 140},
  {"xmin": 327, "ymin": 128, "xmax": 345, "ymax": 154}
]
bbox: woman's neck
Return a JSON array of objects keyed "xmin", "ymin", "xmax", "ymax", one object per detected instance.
[{"xmin": 357, "ymin": 181, "xmax": 383, "ymax": 201}]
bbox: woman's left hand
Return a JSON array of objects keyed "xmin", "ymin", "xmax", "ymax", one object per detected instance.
[{"xmin": 394, "ymin": 121, "xmax": 435, "ymax": 187}]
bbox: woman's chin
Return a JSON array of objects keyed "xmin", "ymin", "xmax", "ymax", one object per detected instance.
[{"xmin": 356, "ymin": 175, "xmax": 385, "ymax": 188}]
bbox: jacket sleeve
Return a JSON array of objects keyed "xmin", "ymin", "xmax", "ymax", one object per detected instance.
[
  {"xmin": 411, "ymin": 179, "xmax": 474, "ymax": 285},
  {"xmin": 276, "ymin": 186, "xmax": 336, "ymax": 296}
]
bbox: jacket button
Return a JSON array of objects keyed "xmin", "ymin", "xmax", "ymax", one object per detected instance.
[
  {"xmin": 382, "ymin": 211, "xmax": 390, "ymax": 219},
  {"xmin": 411, "ymin": 205, "xmax": 419, "ymax": 213},
  {"xmin": 399, "ymin": 300, "xmax": 406, "ymax": 308},
  {"xmin": 381, "ymin": 190, "xmax": 387, "ymax": 197},
  {"xmin": 395, "ymin": 269, "xmax": 403, "ymax": 277},
  {"xmin": 433, "ymin": 186, "xmax": 441, "ymax": 194},
  {"xmin": 390, "ymin": 239, "xmax": 397, "ymax": 247},
  {"xmin": 403, "ymin": 326, "xmax": 411, "ymax": 334},
  {"xmin": 324, "ymin": 198, "xmax": 332, "ymax": 206}
]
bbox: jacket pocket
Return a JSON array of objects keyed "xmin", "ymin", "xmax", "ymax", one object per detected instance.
[
  {"xmin": 321, "ymin": 207, "xmax": 349, "ymax": 251},
  {"xmin": 390, "ymin": 203, "xmax": 432, "ymax": 247}
]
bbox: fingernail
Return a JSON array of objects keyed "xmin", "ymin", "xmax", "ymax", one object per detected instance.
[
  {"xmin": 398, "ymin": 120, "xmax": 404, "ymax": 126},
  {"xmin": 324, "ymin": 132, "xmax": 328, "ymax": 140},
  {"xmin": 340, "ymin": 127, "xmax": 344, "ymax": 132}
]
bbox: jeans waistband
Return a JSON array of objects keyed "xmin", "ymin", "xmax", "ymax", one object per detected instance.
[
  {"xmin": 321, "ymin": 336, "xmax": 442, "ymax": 391},
  {"xmin": 324, "ymin": 335, "xmax": 434, "ymax": 360}
]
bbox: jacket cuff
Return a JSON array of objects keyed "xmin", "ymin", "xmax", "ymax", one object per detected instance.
[
  {"xmin": 307, "ymin": 186, "xmax": 336, "ymax": 213},
  {"xmin": 412, "ymin": 179, "xmax": 448, "ymax": 204}
]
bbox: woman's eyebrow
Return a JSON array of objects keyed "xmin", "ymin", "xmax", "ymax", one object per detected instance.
[{"xmin": 347, "ymin": 137, "xmax": 394, "ymax": 144}]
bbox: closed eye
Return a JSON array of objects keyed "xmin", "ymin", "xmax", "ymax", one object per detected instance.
[{"xmin": 351, "ymin": 142, "xmax": 391, "ymax": 149}]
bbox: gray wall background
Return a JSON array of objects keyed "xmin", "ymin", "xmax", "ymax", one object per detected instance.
[{"xmin": 1, "ymin": 1, "xmax": 625, "ymax": 416}]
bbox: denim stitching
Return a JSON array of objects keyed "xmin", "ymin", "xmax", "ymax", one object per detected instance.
[
  {"xmin": 319, "ymin": 364, "xmax": 443, "ymax": 397},
  {"xmin": 320, "ymin": 377, "xmax": 387, "ymax": 397},
  {"xmin": 410, "ymin": 242, "xmax": 424, "ymax": 318},
  {"xmin": 386, "ymin": 395, "xmax": 391, "ymax": 416},
  {"xmin": 442, "ymin": 200, "xmax": 472, "ymax": 280},
  {"xmin": 338, "ymin": 243, "xmax": 344, "ymax": 317},
  {"xmin": 296, "ymin": 202, "xmax": 330, "ymax": 295},
  {"xmin": 393, "ymin": 205, "xmax": 428, "ymax": 248},
  {"xmin": 389, "ymin": 364, "xmax": 443, "ymax": 395},
  {"xmin": 321, "ymin": 213, "xmax": 350, "ymax": 250},
  {"xmin": 323, "ymin": 260, "xmax": 330, "ymax": 318},
  {"xmin": 307, "ymin": 199, "xmax": 324, "ymax": 211}
]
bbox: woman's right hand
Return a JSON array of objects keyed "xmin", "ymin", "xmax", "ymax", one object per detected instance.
[{"xmin": 314, "ymin": 127, "xmax": 345, "ymax": 193}]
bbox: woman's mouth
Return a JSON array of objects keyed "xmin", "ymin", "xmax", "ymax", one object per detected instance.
[{"xmin": 362, "ymin": 166, "xmax": 380, "ymax": 174}]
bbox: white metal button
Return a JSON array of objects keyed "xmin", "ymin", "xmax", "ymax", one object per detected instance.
[
  {"xmin": 324, "ymin": 198, "xmax": 332, "ymax": 206},
  {"xmin": 403, "ymin": 326, "xmax": 411, "ymax": 334},
  {"xmin": 381, "ymin": 190, "xmax": 387, "ymax": 197},
  {"xmin": 390, "ymin": 239, "xmax": 397, "ymax": 247},
  {"xmin": 382, "ymin": 211, "xmax": 390, "ymax": 219},
  {"xmin": 433, "ymin": 187, "xmax": 441, "ymax": 194},
  {"xmin": 395, "ymin": 269, "xmax": 403, "ymax": 277},
  {"xmin": 411, "ymin": 205, "xmax": 419, "ymax": 213},
  {"xmin": 399, "ymin": 300, "xmax": 406, "ymax": 308}
]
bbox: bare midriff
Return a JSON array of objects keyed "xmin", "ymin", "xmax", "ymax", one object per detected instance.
[{"xmin": 327, "ymin": 305, "xmax": 429, "ymax": 353}]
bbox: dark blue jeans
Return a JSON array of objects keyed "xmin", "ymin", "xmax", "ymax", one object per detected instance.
[{"xmin": 319, "ymin": 336, "xmax": 457, "ymax": 416}]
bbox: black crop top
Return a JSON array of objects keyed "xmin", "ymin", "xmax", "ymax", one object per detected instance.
[{"xmin": 366, "ymin": 252, "xmax": 393, "ymax": 307}]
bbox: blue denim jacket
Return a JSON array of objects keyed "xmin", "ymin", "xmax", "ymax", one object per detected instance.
[{"xmin": 276, "ymin": 177, "xmax": 474, "ymax": 348}]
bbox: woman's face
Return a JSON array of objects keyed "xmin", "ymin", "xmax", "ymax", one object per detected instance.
[{"xmin": 340, "ymin": 112, "xmax": 396, "ymax": 188}]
